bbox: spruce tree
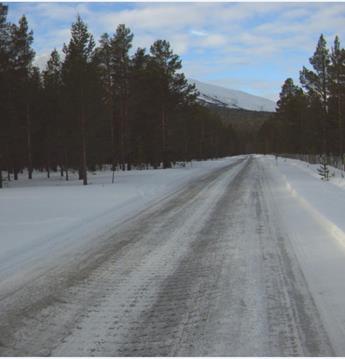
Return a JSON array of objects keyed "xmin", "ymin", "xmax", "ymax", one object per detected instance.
[
  {"xmin": 276, "ymin": 78, "xmax": 307, "ymax": 153},
  {"xmin": 318, "ymin": 155, "xmax": 329, "ymax": 180}
]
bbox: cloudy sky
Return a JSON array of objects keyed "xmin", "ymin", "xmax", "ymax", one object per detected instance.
[{"xmin": 6, "ymin": 2, "xmax": 345, "ymax": 101}]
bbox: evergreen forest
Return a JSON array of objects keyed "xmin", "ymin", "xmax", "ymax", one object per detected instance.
[
  {"xmin": 0, "ymin": 4, "xmax": 237, "ymax": 187},
  {"xmin": 2, "ymin": 2, "xmax": 345, "ymax": 188},
  {"xmin": 259, "ymin": 34, "xmax": 345, "ymax": 163}
]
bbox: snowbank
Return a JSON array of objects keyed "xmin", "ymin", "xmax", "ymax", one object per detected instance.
[
  {"xmin": 261, "ymin": 155, "xmax": 345, "ymax": 354},
  {"xmin": 270, "ymin": 155, "xmax": 345, "ymax": 241}
]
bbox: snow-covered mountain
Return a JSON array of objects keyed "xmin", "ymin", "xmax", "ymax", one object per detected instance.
[{"xmin": 189, "ymin": 79, "xmax": 276, "ymax": 112}]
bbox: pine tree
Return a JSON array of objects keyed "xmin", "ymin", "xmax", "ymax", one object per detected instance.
[
  {"xmin": 110, "ymin": 24, "xmax": 133, "ymax": 171},
  {"xmin": 329, "ymin": 36, "xmax": 345, "ymax": 162},
  {"xmin": 0, "ymin": 3, "xmax": 10, "ymax": 187},
  {"xmin": 128, "ymin": 47, "xmax": 152, "ymax": 167},
  {"xmin": 43, "ymin": 49, "xmax": 64, "ymax": 178},
  {"xmin": 27, "ymin": 66, "xmax": 41, "ymax": 179},
  {"xmin": 9, "ymin": 15, "xmax": 35, "ymax": 179},
  {"xmin": 94, "ymin": 33, "xmax": 114, "ymax": 174},
  {"xmin": 149, "ymin": 40, "xmax": 197, "ymax": 168},
  {"xmin": 62, "ymin": 15, "xmax": 95, "ymax": 185},
  {"xmin": 0, "ymin": 4, "xmax": 238, "ymax": 184},
  {"xmin": 300, "ymin": 34, "xmax": 330, "ymax": 153}
]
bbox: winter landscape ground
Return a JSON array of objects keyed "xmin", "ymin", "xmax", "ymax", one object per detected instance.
[{"xmin": 1, "ymin": 155, "xmax": 345, "ymax": 355}]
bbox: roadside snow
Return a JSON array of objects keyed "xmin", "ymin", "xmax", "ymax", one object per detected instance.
[
  {"xmin": 0, "ymin": 157, "xmax": 243, "ymax": 289},
  {"xmin": 261, "ymin": 155, "xmax": 345, "ymax": 354},
  {"xmin": 271, "ymin": 156, "xmax": 345, "ymax": 241}
]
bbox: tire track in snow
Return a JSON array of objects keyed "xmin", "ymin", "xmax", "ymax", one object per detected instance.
[
  {"xmin": 0, "ymin": 158, "xmax": 247, "ymax": 356},
  {"xmin": 255, "ymin": 162, "xmax": 334, "ymax": 356},
  {"xmin": 0, "ymin": 156, "xmax": 334, "ymax": 356}
]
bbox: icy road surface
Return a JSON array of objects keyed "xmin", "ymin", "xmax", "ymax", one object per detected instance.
[{"xmin": 1, "ymin": 155, "xmax": 345, "ymax": 355}]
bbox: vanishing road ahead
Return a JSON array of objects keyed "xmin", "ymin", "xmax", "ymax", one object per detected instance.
[{"xmin": 0, "ymin": 156, "xmax": 342, "ymax": 355}]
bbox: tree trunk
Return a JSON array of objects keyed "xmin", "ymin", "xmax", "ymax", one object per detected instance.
[
  {"xmin": 199, "ymin": 119, "xmax": 205, "ymax": 160},
  {"xmin": 161, "ymin": 106, "xmax": 169, "ymax": 169},
  {"xmin": 118, "ymin": 106, "xmax": 125, "ymax": 171},
  {"xmin": 6, "ymin": 143, "xmax": 11, "ymax": 181},
  {"xmin": 338, "ymin": 89, "xmax": 343, "ymax": 169},
  {"xmin": 78, "ymin": 167, "xmax": 83, "ymax": 180},
  {"xmin": 57, "ymin": 124, "xmax": 64, "ymax": 177},
  {"xmin": 13, "ymin": 141, "xmax": 18, "ymax": 180},
  {"xmin": 110, "ymin": 106, "xmax": 116, "ymax": 183},
  {"xmin": 184, "ymin": 123, "xmax": 189, "ymax": 164},
  {"xmin": 80, "ymin": 91, "xmax": 87, "ymax": 186},
  {"xmin": 124, "ymin": 90, "xmax": 131, "ymax": 171},
  {"xmin": 46, "ymin": 137, "xmax": 50, "ymax": 178},
  {"xmin": 26, "ymin": 103, "xmax": 33, "ymax": 179},
  {"xmin": 64, "ymin": 148, "xmax": 69, "ymax": 181}
]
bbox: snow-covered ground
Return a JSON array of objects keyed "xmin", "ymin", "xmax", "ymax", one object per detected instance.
[
  {"xmin": 271, "ymin": 155, "xmax": 345, "ymax": 244},
  {"xmin": 2, "ymin": 154, "xmax": 345, "ymax": 355},
  {"xmin": 0, "ymin": 157, "xmax": 243, "ymax": 290},
  {"xmin": 261, "ymin": 155, "xmax": 345, "ymax": 354}
]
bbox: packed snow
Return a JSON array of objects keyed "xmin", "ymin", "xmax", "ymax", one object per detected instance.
[
  {"xmin": 2, "ymin": 154, "xmax": 345, "ymax": 355},
  {"xmin": 0, "ymin": 157, "xmax": 243, "ymax": 289},
  {"xmin": 189, "ymin": 79, "xmax": 276, "ymax": 112},
  {"xmin": 260, "ymin": 155, "xmax": 345, "ymax": 354}
]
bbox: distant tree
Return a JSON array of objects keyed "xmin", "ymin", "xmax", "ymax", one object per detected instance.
[{"xmin": 276, "ymin": 78, "xmax": 307, "ymax": 153}]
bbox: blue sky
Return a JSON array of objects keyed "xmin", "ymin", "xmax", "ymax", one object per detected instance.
[{"xmin": 6, "ymin": 2, "xmax": 345, "ymax": 101}]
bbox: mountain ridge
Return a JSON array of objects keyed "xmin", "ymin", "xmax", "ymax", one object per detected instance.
[{"xmin": 189, "ymin": 78, "xmax": 276, "ymax": 112}]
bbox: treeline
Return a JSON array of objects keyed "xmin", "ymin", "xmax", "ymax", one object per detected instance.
[
  {"xmin": 0, "ymin": 4, "xmax": 237, "ymax": 187},
  {"xmin": 208, "ymin": 105, "xmax": 272, "ymax": 154},
  {"xmin": 258, "ymin": 34, "xmax": 345, "ymax": 159}
]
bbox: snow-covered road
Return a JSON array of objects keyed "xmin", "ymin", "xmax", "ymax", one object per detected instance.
[{"xmin": 1, "ymin": 155, "xmax": 345, "ymax": 355}]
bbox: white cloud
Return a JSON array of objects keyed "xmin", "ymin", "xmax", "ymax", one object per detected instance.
[
  {"xmin": 7, "ymin": 2, "xmax": 345, "ymax": 99},
  {"xmin": 190, "ymin": 30, "xmax": 208, "ymax": 37},
  {"xmin": 197, "ymin": 34, "xmax": 227, "ymax": 48}
]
